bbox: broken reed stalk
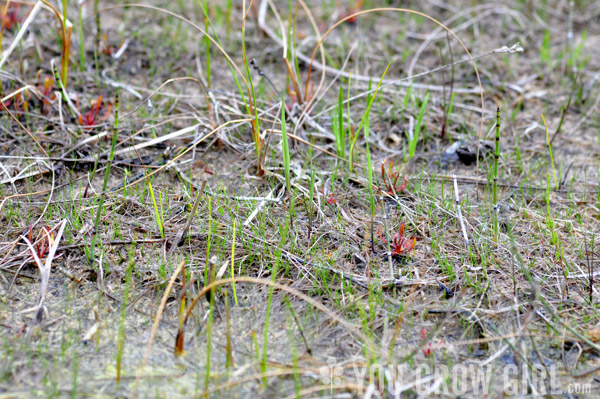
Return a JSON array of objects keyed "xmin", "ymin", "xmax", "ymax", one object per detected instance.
[
  {"xmin": 88, "ymin": 89, "xmax": 119, "ymax": 265},
  {"xmin": 453, "ymin": 175, "xmax": 469, "ymax": 247},
  {"xmin": 492, "ymin": 107, "xmax": 500, "ymax": 242}
]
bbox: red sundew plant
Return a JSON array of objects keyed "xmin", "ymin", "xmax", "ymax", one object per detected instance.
[
  {"xmin": 378, "ymin": 222, "xmax": 416, "ymax": 256},
  {"xmin": 1, "ymin": 91, "xmax": 28, "ymax": 117},
  {"xmin": 77, "ymin": 94, "xmax": 112, "ymax": 129},
  {"xmin": 1, "ymin": 3, "xmax": 21, "ymax": 31},
  {"xmin": 37, "ymin": 74, "xmax": 56, "ymax": 112},
  {"xmin": 101, "ymin": 33, "xmax": 126, "ymax": 57},
  {"xmin": 421, "ymin": 327, "xmax": 443, "ymax": 357},
  {"xmin": 325, "ymin": 193, "xmax": 336, "ymax": 205},
  {"xmin": 381, "ymin": 159, "xmax": 408, "ymax": 195},
  {"xmin": 339, "ymin": 0, "xmax": 363, "ymax": 24},
  {"xmin": 26, "ymin": 225, "xmax": 54, "ymax": 259},
  {"xmin": 39, "ymin": 76, "xmax": 55, "ymax": 101},
  {"xmin": 319, "ymin": 186, "xmax": 337, "ymax": 205}
]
